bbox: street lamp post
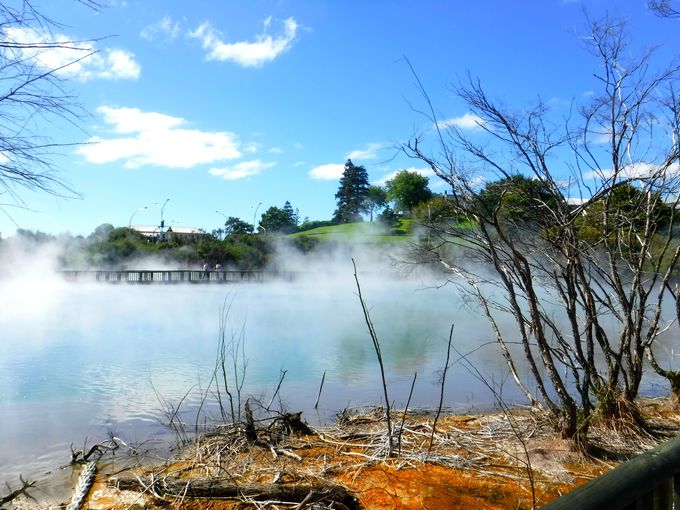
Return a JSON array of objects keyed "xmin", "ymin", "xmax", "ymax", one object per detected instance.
[
  {"xmin": 216, "ymin": 210, "xmax": 228, "ymax": 240},
  {"xmin": 252, "ymin": 202, "xmax": 262, "ymax": 231},
  {"xmin": 216, "ymin": 210, "xmax": 228, "ymax": 225},
  {"xmin": 159, "ymin": 198, "xmax": 170, "ymax": 241},
  {"xmin": 128, "ymin": 206, "xmax": 148, "ymax": 228}
]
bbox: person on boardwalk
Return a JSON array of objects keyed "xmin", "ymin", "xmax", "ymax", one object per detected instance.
[{"xmin": 203, "ymin": 261, "xmax": 210, "ymax": 280}]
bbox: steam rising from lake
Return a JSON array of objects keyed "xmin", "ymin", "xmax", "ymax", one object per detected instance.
[{"xmin": 0, "ymin": 236, "xmax": 673, "ymax": 486}]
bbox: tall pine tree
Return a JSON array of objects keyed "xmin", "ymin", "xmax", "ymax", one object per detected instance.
[{"xmin": 333, "ymin": 159, "xmax": 370, "ymax": 222}]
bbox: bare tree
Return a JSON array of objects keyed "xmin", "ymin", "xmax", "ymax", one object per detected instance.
[
  {"xmin": 648, "ymin": 0, "xmax": 680, "ymax": 19},
  {"xmin": 0, "ymin": 0, "xmax": 102, "ymax": 210},
  {"xmin": 402, "ymin": 17, "xmax": 680, "ymax": 443}
]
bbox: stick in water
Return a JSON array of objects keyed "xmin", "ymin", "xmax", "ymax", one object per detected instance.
[{"xmin": 314, "ymin": 370, "xmax": 326, "ymax": 409}]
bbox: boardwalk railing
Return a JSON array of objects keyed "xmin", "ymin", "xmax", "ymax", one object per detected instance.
[
  {"xmin": 541, "ymin": 435, "xmax": 680, "ymax": 509},
  {"xmin": 60, "ymin": 270, "xmax": 295, "ymax": 284}
]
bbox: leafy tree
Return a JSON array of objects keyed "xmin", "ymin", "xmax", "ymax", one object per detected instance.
[
  {"xmin": 260, "ymin": 202, "xmax": 298, "ymax": 234},
  {"xmin": 364, "ymin": 185, "xmax": 387, "ymax": 221},
  {"xmin": 87, "ymin": 226, "xmax": 155, "ymax": 267},
  {"xmin": 476, "ymin": 174, "xmax": 557, "ymax": 226},
  {"xmin": 15, "ymin": 229, "xmax": 56, "ymax": 244},
  {"xmin": 377, "ymin": 205, "xmax": 399, "ymax": 228},
  {"xmin": 385, "ymin": 170, "xmax": 433, "ymax": 215},
  {"xmin": 89, "ymin": 223, "xmax": 116, "ymax": 242},
  {"xmin": 412, "ymin": 194, "xmax": 463, "ymax": 225},
  {"xmin": 288, "ymin": 235, "xmax": 320, "ymax": 253},
  {"xmin": 224, "ymin": 216, "xmax": 254, "ymax": 237},
  {"xmin": 333, "ymin": 159, "xmax": 370, "ymax": 222},
  {"xmin": 575, "ymin": 182, "xmax": 672, "ymax": 241}
]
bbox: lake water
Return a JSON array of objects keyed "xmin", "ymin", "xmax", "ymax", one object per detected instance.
[{"xmin": 0, "ymin": 261, "xmax": 673, "ymax": 494}]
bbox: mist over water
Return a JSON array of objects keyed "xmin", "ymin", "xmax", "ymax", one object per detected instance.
[{"xmin": 0, "ymin": 240, "xmax": 673, "ymax": 488}]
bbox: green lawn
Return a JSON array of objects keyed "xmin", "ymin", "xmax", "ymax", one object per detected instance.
[{"xmin": 289, "ymin": 219, "xmax": 416, "ymax": 244}]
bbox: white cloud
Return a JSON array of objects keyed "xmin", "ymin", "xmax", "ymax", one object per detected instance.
[
  {"xmin": 141, "ymin": 16, "xmax": 181, "ymax": 41},
  {"xmin": 346, "ymin": 142, "xmax": 386, "ymax": 161},
  {"xmin": 94, "ymin": 49, "xmax": 141, "ymax": 80},
  {"xmin": 436, "ymin": 113, "xmax": 485, "ymax": 131},
  {"xmin": 584, "ymin": 162, "xmax": 680, "ymax": 181},
  {"xmin": 293, "ymin": 142, "xmax": 304, "ymax": 149},
  {"xmin": 268, "ymin": 147, "xmax": 283, "ymax": 154},
  {"xmin": 209, "ymin": 160, "xmax": 275, "ymax": 180},
  {"xmin": 293, "ymin": 160, "xmax": 306, "ymax": 167},
  {"xmin": 4, "ymin": 27, "xmax": 140, "ymax": 81},
  {"xmin": 243, "ymin": 142, "xmax": 261, "ymax": 153},
  {"xmin": 77, "ymin": 106, "xmax": 241, "ymax": 168},
  {"xmin": 309, "ymin": 163, "xmax": 345, "ymax": 180},
  {"xmin": 588, "ymin": 130, "xmax": 611, "ymax": 145},
  {"xmin": 189, "ymin": 17, "xmax": 298, "ymax": 68},
  {"xmin": 374, "ymin": 167, "xmax": 436, "ymax": 186},
  {"xmin": 96, "ymin": 106, "xmax": 183, "ymax": 133}
]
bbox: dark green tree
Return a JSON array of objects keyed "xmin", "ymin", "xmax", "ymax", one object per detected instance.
[
  {"xmin": 16, "ymin": 229, "xmax": 56, "ymax": 244},
  {"xmin": 575, "ymin": 182, "xmax": 672, "ymax": 241},
  {"xmin": 282, "ymin": 200, "xmax": 299, "ymax": 226},
  {"xmin": 364, "ymin": 185, "xmax": 387, "ymax": 221},
  {"xmin": 224, "ymin": 216, "xmax": 254, "ymax": 237},
  {"xmin": 86, "ymin": 226, "xmax": 154, "ymax": 267},
  {"xmin": 413, "ymin": 194, "xmax": 463, "ymax": 224},
  {"xmin": 377, "ymin": 205, "xmax": 399, "ymax": 228},
  {"xmin": 476, "ymin": 174, "xmax": 557, "ymax": 226},
  {"xmin": 89, "ymin": 223, "xmax": 115, "ymax": 242},
  {"xmin": 260, "ymin": 202, "xmax": 298, "ymax": 234},
  {"xmin": 333, "ymin": 159, "xmax": 370, "ymax": 222},
  {"xmin": 385, "ymin": 170, "xmax": 433, "ymax": 215}
]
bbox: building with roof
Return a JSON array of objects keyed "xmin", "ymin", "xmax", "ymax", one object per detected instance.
[{"xmin": 130, "ymin": 225, "xmax": 210, "ymax": 242}]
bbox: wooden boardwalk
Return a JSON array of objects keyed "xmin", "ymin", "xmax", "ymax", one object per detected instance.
[{"xmin": 60, "ymin": 269, "xmax": 294, "ymax": 284}]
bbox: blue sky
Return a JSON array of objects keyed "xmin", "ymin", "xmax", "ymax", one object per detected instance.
[{"xmin": 0, "ymin": 0, "xmax": 678, "ymax": 236}]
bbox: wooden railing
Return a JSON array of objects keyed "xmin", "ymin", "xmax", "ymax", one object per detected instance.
[
  {"xmin": 60, "ymin": 270, "xmax": 296, "ymax": 284},
  {"xmin": 541, "ymin": 435, "xmax": 680, "ymax": 509}
]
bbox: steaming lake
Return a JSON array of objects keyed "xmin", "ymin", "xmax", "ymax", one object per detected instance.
[{"xmin": 0, "ymin": 263, "xmax": 673, "ymax": 490}]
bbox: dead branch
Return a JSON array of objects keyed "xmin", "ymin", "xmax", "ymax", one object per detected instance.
[
  {"xmin": 109, "ymin": 476, "xmax": 360, "ymax": 509},
  {"xmin": 429, "ymin": 324, "xmax": 454, "ymax": 455},
  {"xmin": 1, "ymin": 476, "xmax": 36, "ymax": 506},
  {"xmin": 352, "ymin": 258, "xmax": 394, "ymax": 456}
]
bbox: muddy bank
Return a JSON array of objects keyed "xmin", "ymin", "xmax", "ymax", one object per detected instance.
[{"xmin": 5, "ymin": 399, "xmax": 680, "ymax": 510}]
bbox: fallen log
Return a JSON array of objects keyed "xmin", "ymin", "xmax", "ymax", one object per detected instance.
[{"xmin": 109, "ymin": 476, "xmax": 360, "ymax": 509}]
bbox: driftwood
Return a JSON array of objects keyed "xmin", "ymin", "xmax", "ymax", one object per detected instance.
[
  {"xmin": 1, "ymin": 476, "xmax": 36, "ymax": 506},
  {"xmin": 109, "ymin": 476, "xmax": 359, "ymax": 509},
  {"xmin": 269, "ymin": 412, "xmax": 315, "ymax": 436}
]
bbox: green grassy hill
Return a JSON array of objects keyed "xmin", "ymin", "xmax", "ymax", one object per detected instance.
[{"xmin": 289, "ymin": 219, "xmax": 415, "ymax": 244}]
